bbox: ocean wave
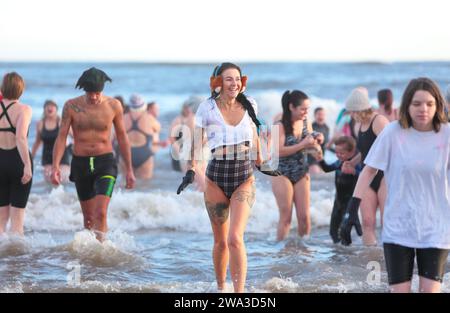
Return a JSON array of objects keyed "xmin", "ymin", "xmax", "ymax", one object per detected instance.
[{"xmin": 25, "ymin": 183, "xmax": 334, "ymax": 234}]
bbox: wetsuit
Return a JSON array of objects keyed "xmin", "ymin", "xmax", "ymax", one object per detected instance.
[
  {"xmin": 0, "ymin": 101, "xmax": 33, "ymax": 208},
  {"xmin": 319, "ymin": 158, "xmax": 362, "ymax": 243},
  {"xmin": 277, "ymin": 119, "xmax": 309, "ymax": 184},
  {"xmin": 40, "ymin": 119, "xmax": 70, "ymax": 166},
  {"xmin": 357, "ymin": 115, "xmax": 384, "ymax": 192},
  {"xmin": 127, "ymin": 114, "xmax": 154, "ymax": 168}
]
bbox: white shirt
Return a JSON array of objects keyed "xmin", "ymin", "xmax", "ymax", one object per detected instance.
[
  {"xmin": 365, "ymin": 122, "xmax": 450, "ymax": 249},
  {"xmin": 194, "ymin": 97, "xmax": 257, "ymax": 151}
]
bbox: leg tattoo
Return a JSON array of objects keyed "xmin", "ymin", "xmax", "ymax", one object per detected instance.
[{"xmin": 205, "ymin": 200, "xmax": 230, "ymax": 224}]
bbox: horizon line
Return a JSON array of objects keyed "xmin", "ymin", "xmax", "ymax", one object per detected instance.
[{"xmin": 2, "ymin": 59, "xmax": 450, "ymax": 64}]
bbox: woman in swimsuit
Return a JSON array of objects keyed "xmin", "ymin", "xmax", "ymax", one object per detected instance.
[
  {"xmin": 271, "ymin": 90, "xmax": 324, "ymax": 241},
  {"xmin": 343, "ymin": 87, "xmax": 389, "ymax": 246},
  {"xmin": 122, "ymin": 94, "xmax": 160, "ymax": 180},
  {"xmin": 31, "ymin": 100, "xmax": 71, "ymax": 183}
]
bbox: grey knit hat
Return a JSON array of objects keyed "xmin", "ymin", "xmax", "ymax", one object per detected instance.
[{"xmin": 345, "ymin": 87, "xmax": 371, "ymax": 111}]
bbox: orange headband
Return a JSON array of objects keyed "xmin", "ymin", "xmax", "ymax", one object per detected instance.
[{"xmin": 209, "ymin": 75, "xmax": 248, "ymax": 93}]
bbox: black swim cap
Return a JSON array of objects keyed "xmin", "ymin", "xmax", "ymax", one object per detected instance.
[{"xmin": 75, "ymin": 67, "xmax": 112, "ymax": 92}]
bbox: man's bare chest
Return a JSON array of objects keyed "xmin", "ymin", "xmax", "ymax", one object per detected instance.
[{"xmin": 72, "ymin": 109, "xmax": 112, "ymax": 132}]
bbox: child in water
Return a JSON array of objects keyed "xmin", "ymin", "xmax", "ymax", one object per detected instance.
[{"xmin": 314, "ymin": 136, "xmax": 361, "ymax": 243}]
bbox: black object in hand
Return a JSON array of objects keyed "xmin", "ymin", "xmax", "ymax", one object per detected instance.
[
  {"xmin": 177, "ymin": 170, "xmax": 195, "ymax": 194},
  {"xmin": 340, "ymin": 197, "xmax": 363, "ymax": 246},
  {"xmin": 255, "ymin": 164, "xmax": 282, "ymax": 176}
]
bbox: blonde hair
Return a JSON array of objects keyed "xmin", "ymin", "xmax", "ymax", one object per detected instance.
[{"xmin": 353, "ymin": 108, "xmax": 374, "ymax": 123}]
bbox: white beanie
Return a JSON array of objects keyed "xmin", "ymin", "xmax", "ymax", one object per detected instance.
[{"xmin": 345, "ymin": 87, "xmax": 371, "ymax": 111}]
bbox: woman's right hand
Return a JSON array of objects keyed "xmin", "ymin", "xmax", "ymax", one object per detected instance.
[
  {"xmin": 22, "ymin": 164, "xmax": 32, "ymax": 184},
  {"xmin": 299, "ymin": 135, "xmax": 316, "ymax": 150}
]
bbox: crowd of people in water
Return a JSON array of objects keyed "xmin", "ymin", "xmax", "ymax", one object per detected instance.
[{"xmin": 1, "ymin": 64, "xmax": 450, "ymax": 293}]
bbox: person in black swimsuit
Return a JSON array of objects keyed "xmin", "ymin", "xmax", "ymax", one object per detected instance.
[
  {"xmin": 31, "ymin": 100, "xmax": 71, "ymax": 183},
  {"xmin": 0, "ymin": 72, "xmax": 33, "ymax": 236},
  {"xmin": 123, "ymin": 94, "xmax": 158, "ymax": 179},
  {"xmin": 343, "ymin": 87, "xmax": 389, "ymax": 246}
]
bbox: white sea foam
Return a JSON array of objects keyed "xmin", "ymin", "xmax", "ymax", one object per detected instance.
[
  {"xmin": 263, "ymin": 277, "xmax": 300, "ymax": 292},
  {"xmin": 0, "ymin": 234, "xmax": 31, "ymax": 257},
  {"xmin": 24, "ymin": 184, "xmax": 334, "ymax": 234},
  {"xmin": 66, "ymin": 229, "xmax": 143, "ymax": 267}
]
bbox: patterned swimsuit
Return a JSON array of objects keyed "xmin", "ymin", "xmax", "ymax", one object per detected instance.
[{"xmin": 277, "ymin": 119, "xmax": 309, "ymax": 184}]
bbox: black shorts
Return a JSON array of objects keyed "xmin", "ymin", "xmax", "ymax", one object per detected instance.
[
  {"xmin": 0, "ymin": 147, "xmax": 33, "ymax": 208},
  {"xmin": 69, "ymin": 153, "xmax": 118, "ymax": 201},
  {"xmin": 369, "ymin": 170, "xmax": 384, "ymax": 192},
  {"xmin": 383, "ymin": 242, "xmax": 449, "ymax": 285}
]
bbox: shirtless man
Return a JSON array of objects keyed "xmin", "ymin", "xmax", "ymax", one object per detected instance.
[{"xmin": 51, "ymin": 67, "xmax": 135, "ymax": 241}]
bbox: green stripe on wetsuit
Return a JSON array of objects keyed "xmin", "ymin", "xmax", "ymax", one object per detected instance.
[
  {"xmin": 100, "ymin": 175, "xmax": 116, "ymax": 197},
  {"xmin": 90, "ymin": 157, "xmax": 95, "ymax": 173}
]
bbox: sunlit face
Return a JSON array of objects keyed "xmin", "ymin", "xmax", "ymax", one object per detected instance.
[
  {"xmin": 220, "ymin": 68, "xmax": 242, "ymax": 99},
  {"xmin": 335, "ymin": 144, "xmax": 354, "ymax": 162},
  {"xmin": 148, "ymin": 104, "xmax": 159, "ymax": 117},
  {"xmin": 408, "ymin": 90, "xmax": 436, "ymax": 131},
  {"xmin": 290, "ymin": 99, "xmax": 310, "ymax": 121},
  {"xmin": 85, "ymin": 91, "xmax": 102, "ymax": 105},
  {"xmin": 44, "ymin": 104, "xmax": 57, "ymax": 118},
  {"xmin": 315, "ymin": 109, "xmax": 326, "ymax": 124}
]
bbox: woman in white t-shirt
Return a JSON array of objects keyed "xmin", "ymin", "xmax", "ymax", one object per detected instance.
[
  {"xmin": 176, "ymin": 62, "xmax": 270, "ymax": 293},
  {"xmin": 340, "ymin": 77, "xmax": 450, "ymax": 292}
]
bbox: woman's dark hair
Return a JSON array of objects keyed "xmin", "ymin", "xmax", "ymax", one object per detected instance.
[
  {"xmin": 399, "ymin": 77, "xmax": 447, "ymax": 132},
  {"xmin": 211, "ymin": 62, "xmax": 261, "ymax": 131},
  {"xmin": 281, "ymin": 90, "xmax": 309, "ymax": 135},
  {"xmin": 377, "ymin": 89, "xmax": 393, "ymax": 111}
]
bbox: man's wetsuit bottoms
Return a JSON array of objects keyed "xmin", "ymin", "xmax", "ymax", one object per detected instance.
[
  {"xmin": 383, "ymin": 243, "xmax": 449, "ymax": 285},
  {"xmin": 0, "ymin": 147, "xmax": 33, "ymax": 208},
  {"xmin": 69, "ymin": 153, "xmax": 118, "ymax": 201}
]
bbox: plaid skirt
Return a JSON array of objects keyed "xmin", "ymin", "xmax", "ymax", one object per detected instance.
[{"xmin": 206, "ymin": 153, "xmax": 253, "ymax": 199}]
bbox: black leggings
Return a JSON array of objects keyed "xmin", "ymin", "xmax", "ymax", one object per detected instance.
[
  {"xmin": 0, "ymin": 147, "xmax": 33, "ymax": 208},
  {"xmin": 384, "ymin": 243, "xmax": 449, "ymax": 285}
]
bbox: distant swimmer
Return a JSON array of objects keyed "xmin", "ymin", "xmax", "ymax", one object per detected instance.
[
  {"xmin": 31, "ymin": 100, "xmax": 72, "ymax": 184},
  {"xmin": 169, "ymin": 96, "xmax": 207, "ymax": 191},
  {"xmin": 377, "ymin": 89, "xmax": 398, "ymax": 121},
  {"xmin": 123, "ymin": 94, "xmax": 161, "ymax": 180},
  {"xmin": 51, "ymin": 67, "xmax": 136, "ymax": 241},
  {"xmin": 0, "ymin": 72, "xmax": 33, "ymax": 235}
]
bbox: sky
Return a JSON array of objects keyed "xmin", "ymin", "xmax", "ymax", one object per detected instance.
[{"xmin": 1, "ymin": 0, "xmax": 450, "ymax": 62}]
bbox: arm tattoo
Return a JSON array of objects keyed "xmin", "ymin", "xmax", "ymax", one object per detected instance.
[{"xmin": 205, "ymin": 200, "xmax": 229, "ymax": 224}]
